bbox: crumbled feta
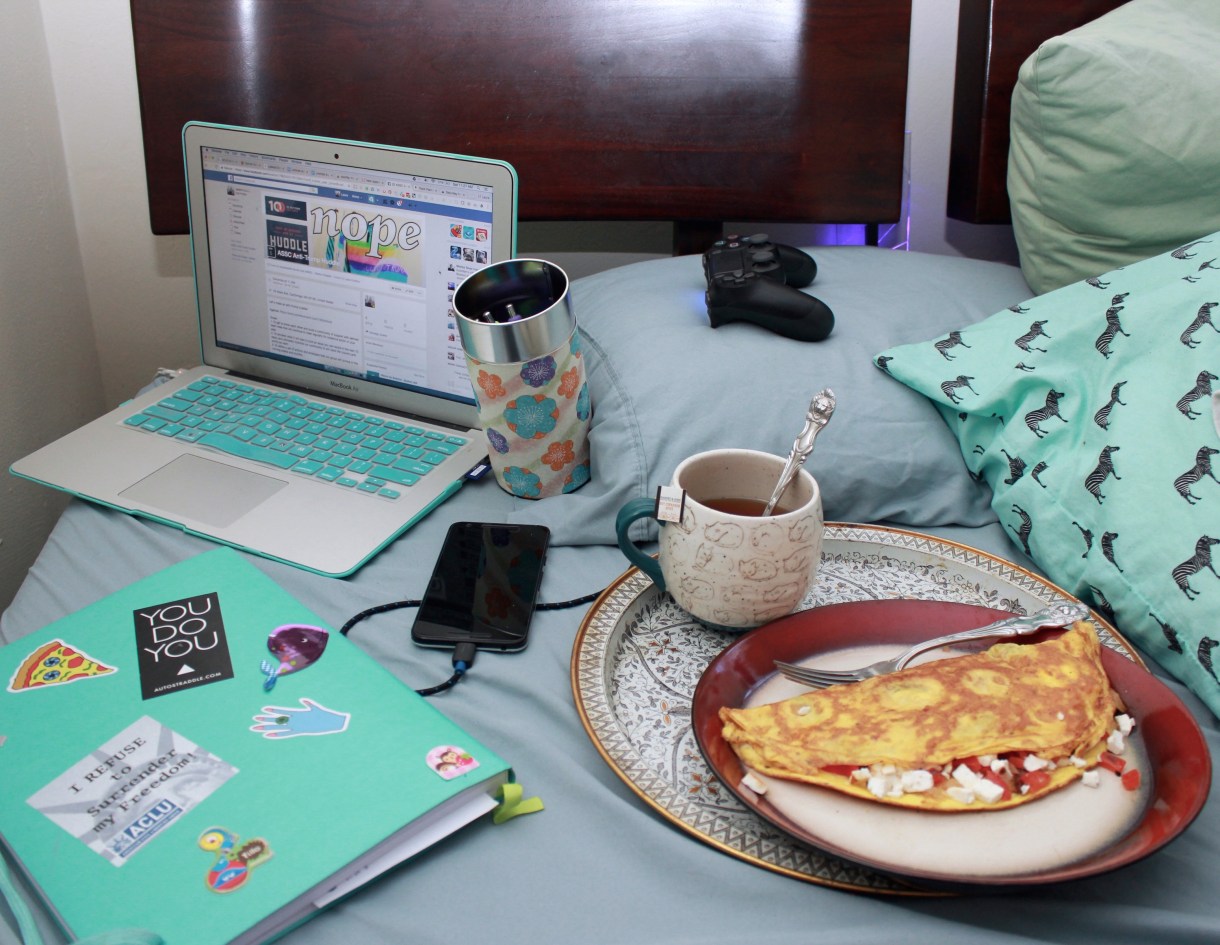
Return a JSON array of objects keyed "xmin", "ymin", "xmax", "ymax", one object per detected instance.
[
  {"xmin": 741, "ymin": 772, "xmax": 768, "ymax": 794},
  {"xmin": 796, "ymin": 705, "xmax": 812, "ymax": 716},
  {"xmin": 901, "ymin": 769, "xmax": 935, "ymax": 793},
  {"xmin": 867, "ymin": 774, "xmax": 898, "ymax": 799},
  {"xmin": 826, "ymin": 746, "xmax": 1115, "ymax": 804},
  {"xmin": 952, "ymin": 764, "xmax": 980, "ymax": 788},
  {"xmin": 1107, "ymin": 729, "xmax": 1126, "ymax": 754},
  {"xmin": 1056, "ymin": 711, "xmax": 1065, "ymax": 721},
  {"xmin": 1081, "ymin": 770, "xmax": 1102, "ymax": 788},
  {"xmin": 1116, "ymin": 713, "xmax": 1136, "ymax": 735},
  {"xmin": 974, "ymin": 777, "xmax": 1006, "ymax": 804}
]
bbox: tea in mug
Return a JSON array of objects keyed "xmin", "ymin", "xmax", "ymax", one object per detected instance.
[{"xmin": 701, "ymin": 496, "xmax": 792, "ymax": 517}]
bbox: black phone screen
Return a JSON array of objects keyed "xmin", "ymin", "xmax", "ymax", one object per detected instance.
[{"xmin": 411, "ymin": 522, "xmax": 550, "ymax": 651}]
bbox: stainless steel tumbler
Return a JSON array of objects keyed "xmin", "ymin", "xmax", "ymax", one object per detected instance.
[{"xmin": 453, "ymin": 259, "xmax": 591, "ymax": 498}]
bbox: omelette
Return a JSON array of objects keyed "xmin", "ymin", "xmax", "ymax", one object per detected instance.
[{"xmin": 718, "ymin": 621, "xmax": 1133, "ymax": 811}]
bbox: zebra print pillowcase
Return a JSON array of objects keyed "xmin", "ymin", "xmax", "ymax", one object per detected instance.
[{"xmin": 875, "ymin": 232, "xmax": 1220, "ymax": 720}]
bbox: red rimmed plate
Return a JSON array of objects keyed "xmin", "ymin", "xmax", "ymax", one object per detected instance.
[{"xmin": 692, "ymin": 598, "xmax": 1212, "ymax": 890}]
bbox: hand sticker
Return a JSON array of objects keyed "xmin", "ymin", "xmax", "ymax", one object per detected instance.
[{"xmin": 250, "ymin": 698, "xmax": 350, "ymax": 738}]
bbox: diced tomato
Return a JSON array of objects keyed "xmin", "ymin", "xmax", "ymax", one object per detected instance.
[
  {"xmin": 821, "ymin": 764, "xmax": 856, "ymax": 777},
  {"xmin": 1097, "ymin": 751, "xmax": 1127, "ymax": 775},
  {"xmin": 1121, "ymin": 768, "xmax": 1142, "ymax": 791},
  {"xmin": 931, "ymin": 770, "xmax": 948, "ymax": 786},
  {"xmin": 958, "ymin": 756, "xmax": 987, "ymax": 775},
  {"xmin": 1018, "ymin": 769, "xmax": 1052, "ymax": 793}
]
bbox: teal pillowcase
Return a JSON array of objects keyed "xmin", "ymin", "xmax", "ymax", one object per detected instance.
[{"xmin": 876, "ymin": 233, "xmax": 1220, "ymax": 718}]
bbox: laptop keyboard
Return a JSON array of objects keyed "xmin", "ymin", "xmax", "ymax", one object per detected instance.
[{"xmin": 122, "ymin": 376, "xmax": 470, "ymax": 501}]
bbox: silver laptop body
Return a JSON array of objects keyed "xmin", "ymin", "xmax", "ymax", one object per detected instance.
[{"xmin": 11, "ymin": 122, "xmax": 517, "ymax": 575}]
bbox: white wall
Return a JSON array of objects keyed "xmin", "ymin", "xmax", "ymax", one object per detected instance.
[
  {"xmin": 0, "ymin": 0, "xmax": 106, "ymax": 612},
  {"xmin": 40, "ymin": 1, "xmax": 199, "ymax": 408},
  {"xmin": 908, "ymin": 0, "xmax": 1019, "ymax": 263},
  {"xmin": 0, "ymin": 0, "xmax": 1020, "ymax": 611}
]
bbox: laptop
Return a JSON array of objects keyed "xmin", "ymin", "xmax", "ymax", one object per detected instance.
[{"xmin": 11, "ymin": 122, "xmax": 517, "ymax": 576}]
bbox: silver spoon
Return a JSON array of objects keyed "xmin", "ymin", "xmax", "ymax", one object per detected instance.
[{"xmin": 761, "ymin": 388, "xmax": 836, "ymax": 516}]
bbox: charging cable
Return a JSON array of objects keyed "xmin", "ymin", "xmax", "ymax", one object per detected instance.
[
  {"xmin": 339, "ymin": 588, "xmax": 604, "ymax": 696},
  {"xmin": 414, "ymin": 641, "xmax": 477, "ymax": 696}
]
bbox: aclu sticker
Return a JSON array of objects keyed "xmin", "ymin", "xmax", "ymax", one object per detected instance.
[
  {"xmin": 110, "ymin": 798, "xmax": 183, "ymax": 862},
  {"xmin": 134, "ymin": 591, "xmax": 234, "ymax": 699},
  {"xmin": 27, "ymin": 716, "xmax": 238, "ymax": 867}
]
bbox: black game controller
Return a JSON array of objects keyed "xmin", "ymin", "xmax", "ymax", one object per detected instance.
[{"xmin": 702, "ymin": 234, "xmax": 834, "ymax": 341}]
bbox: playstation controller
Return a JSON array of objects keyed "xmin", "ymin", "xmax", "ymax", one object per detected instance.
[{"xmin": 702, "ymin": 234, "xmax": 834, "ymax": 342}]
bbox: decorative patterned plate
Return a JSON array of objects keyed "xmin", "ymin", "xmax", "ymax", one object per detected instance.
[{"xmin": 569, "ymin": 523, "xmax": 1138, "ymax": 895}]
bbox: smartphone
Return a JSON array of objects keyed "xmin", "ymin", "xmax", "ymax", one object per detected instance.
[{"xmin": 411, "ymin": 522, "xmax": 550, "ymax": 652}]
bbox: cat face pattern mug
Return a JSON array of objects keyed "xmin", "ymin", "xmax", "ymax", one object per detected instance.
[{"xmin": 615, "ymin": 449, "xmax": 823, "ymax": 629}]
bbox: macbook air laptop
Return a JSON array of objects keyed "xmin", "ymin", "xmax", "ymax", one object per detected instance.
[{"xmin": 11, "ymin": 122, "xmax": 517, "ymax": 576}]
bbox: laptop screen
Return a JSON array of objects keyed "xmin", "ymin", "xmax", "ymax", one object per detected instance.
[{"xmin": 183, "ymin": 124, "xmax": 517, "ymax": 428}]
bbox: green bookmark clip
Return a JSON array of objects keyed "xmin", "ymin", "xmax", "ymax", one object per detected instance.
[{"xmin": 492, "ymin": 782, "xmax": 544, "ymax": 825}]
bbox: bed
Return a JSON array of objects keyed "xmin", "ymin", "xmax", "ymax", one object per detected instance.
[{"xmin": 4, "ymin": 0, "xmax": 1220, "ymax": 942}]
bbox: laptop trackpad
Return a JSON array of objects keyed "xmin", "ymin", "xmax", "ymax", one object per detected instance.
[{"xmin": 120, "ymin": 454, "xmax": 288, "ymax": 528}]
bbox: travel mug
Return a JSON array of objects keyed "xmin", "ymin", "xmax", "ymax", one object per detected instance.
[{"xmin": 453, "ymin": 259, "xmax": 591, "ymax": 498}]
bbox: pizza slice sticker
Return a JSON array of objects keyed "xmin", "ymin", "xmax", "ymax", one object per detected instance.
[{"xmin": 8, "ymin": 640, "xmax": 116, "ymax": 692}]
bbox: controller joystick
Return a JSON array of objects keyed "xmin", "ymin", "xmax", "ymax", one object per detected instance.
[{"xmin": 702, "ymin": 233, "xmax": 834, "ymax": 342}]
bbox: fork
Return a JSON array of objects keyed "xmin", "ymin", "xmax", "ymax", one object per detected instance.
[{"xmin": 773, "ymin": 601, "xmax": 1090, "ymax": 689}]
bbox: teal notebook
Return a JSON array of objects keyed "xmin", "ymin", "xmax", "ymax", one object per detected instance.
[{"xmin": 0, "ymin": 549, "xmax": 512, "ymax": 945}]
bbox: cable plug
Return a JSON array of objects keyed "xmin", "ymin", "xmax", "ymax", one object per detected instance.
[{"xmin": 452, "ymin": 642, "xmax": 478, "ymax": 675}]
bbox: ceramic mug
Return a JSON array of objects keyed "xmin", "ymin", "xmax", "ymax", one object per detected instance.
[{"xmin": 615, "ymin": 449, "xmax": 823, "ymax": 630}]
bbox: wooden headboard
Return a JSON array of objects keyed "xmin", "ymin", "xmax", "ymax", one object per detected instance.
[
  {"xmin": 131, "ymin": 0, "xmax": 1131, "ymax": 246},
  {"xmin": 947, "ymin": 0, "xmax": 1129, "ymax": 225},
  {"xmin": 129, "ymin": 0, "xmax": 912, "ymax": 254}
]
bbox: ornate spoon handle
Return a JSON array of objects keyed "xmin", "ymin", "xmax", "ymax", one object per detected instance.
[{"xmin": 762, "ymin": 388, "xmax": 836, "ymax": 515}]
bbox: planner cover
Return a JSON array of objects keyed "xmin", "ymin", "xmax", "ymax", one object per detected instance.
[{"xmin": 0, "ymin": 548, "xmax": 511, "ymax": 945}]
